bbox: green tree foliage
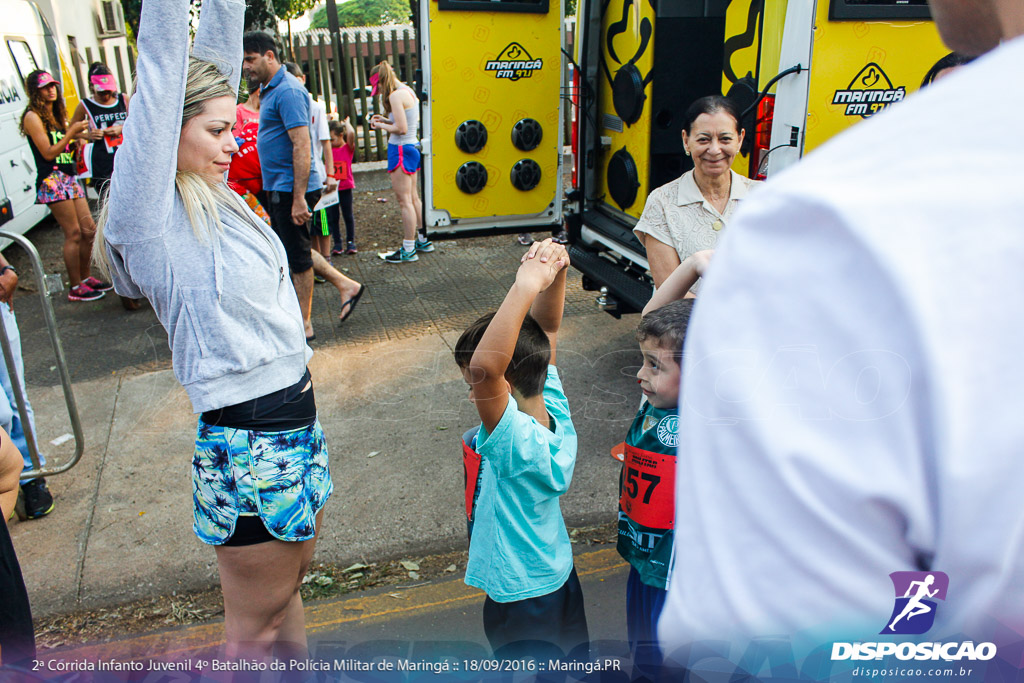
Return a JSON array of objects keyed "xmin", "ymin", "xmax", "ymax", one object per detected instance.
[
  {"xmin": 121, "ymin": 0, "xmax": 318, "ymax": 40},
  {"xmin": 248, "ymin": 0, "xmax": 319, "ymax": 28},
  {"xmin": 310, "ymin": 0, "xmax": 411, "ymax": 29}
]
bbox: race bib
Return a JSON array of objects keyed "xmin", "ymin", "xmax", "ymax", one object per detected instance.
[
  {"xmin": 462, "ymin": 433, "xmax": 482, "ymax": 521},
  {"xmin": 619, "ymin": 444, "xmax": 676, "ymax": 529}
]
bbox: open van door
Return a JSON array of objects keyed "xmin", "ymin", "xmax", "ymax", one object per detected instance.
[
  {"xmin": 571, "ymin": 0, "xmax": 947, "ymax": 317},
  {"xmin": 419, "ymin": 0, "xmax": 565, "ymax": 236}
]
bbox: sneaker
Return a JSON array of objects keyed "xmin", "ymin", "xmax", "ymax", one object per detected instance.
[
  {"xmin": 313, "ymin": 274, "xmax": 326, "ymax": 284},
  {"xmin": 346, "ymin": 242, "xmax": 358, "ymax": 255},
  {"xmin": 517, "ymin": 233, "xmax": 535, "ymax": 246},
  {"xmin": 68, "ymin": 283, "xmax": 105, "ymax": 302},
  {"xmin": 380, "ymin": 247, "xmax": 418, "ymax": 263},
  {"xmin": 551, "ymin": 229, "xmax": 570, "ymax": 245},
  {"xmin": 331, "ymin": 245, "xmax": 346, "ymax": 256},
  {"xmin": 21, "ymin": 478, "xmax": 54, "ymax": 519},
  {"xmin": 414, "ymin": 236, "xmax": 435, "ymax": 253},
  {"xmin": 82, "ymin": 276, "xmax": 113, "ymax": 291}
]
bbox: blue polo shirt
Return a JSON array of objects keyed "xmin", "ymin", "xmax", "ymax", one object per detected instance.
[
  {"xmin": 257, "ymin": 66, "xmax": 319, "ymax": 194},
  {"xmin": 464, "ymin": 366, "xmax": 577, "ymax": 602}
]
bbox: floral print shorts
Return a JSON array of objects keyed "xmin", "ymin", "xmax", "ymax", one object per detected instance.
[
  {"xmin": 36, "ymin": 170, "xmax": 85, "ymax": 204},
  {"xmin": 191, "ymin": 419, "xmax": 332, "ymax": 545}
]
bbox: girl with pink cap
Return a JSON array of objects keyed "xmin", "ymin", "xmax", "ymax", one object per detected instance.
[{"xmin": 19, "ymin": 70, "xmax": 111, "ymax": 302}]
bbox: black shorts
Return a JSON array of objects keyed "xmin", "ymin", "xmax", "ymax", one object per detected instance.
[
  {"xmin": 267, "ymin": 189, "xmax": 320, "ymax": 273},
  {"xmin": 483, "ymin": 566, "xmax": 590, "ymax": 660},
  {"xmin": 222, "ymin": 515, "xmax": 275, "ymax": 546}
]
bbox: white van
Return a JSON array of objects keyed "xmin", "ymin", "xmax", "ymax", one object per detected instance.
[{"xmin": 0, "ymin": 0, "xmax": 71, "ymax": 241}]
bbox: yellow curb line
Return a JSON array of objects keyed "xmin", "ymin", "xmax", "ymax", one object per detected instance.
[{"xmin": 42, "ymin": 547, "xmax": 626, "ymax": 663}]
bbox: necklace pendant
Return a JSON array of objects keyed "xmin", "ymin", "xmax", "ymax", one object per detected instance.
[{"xmin": 712, "ymin": 220, "xmax": 723, "ymax": 231}]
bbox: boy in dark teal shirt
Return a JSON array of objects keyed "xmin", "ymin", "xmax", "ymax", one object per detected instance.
[{"xmin": 617, "ymin": 251, "xmax": 709, "ymax": 680}]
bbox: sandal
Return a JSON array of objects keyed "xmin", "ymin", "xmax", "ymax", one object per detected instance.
[{"xmin": 339, "ymin": 284, "xmax": 365, "ymax": 323}]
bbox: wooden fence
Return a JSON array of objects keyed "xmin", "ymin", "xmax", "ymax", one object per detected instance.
[
  {"xmin": 112, "ymin": 18, "xmax": 576, "ymax": 164},
  {"xmin": 286, "ymin": 27, "xmax": 418, "ymax": 162}
]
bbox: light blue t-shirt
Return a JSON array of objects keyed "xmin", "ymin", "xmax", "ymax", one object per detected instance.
[{"xmin": 465, "ymin": 366, "xmax": 577, "ymax": 602}]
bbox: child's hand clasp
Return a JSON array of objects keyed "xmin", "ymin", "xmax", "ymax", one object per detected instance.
[{"xmin": 517, "ymin": 238, "xmax": 569, "ymax": 291}]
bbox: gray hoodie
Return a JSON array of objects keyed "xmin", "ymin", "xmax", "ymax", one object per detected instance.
[{"xmin": 103, "ymin": 0, "xmax": 311, "ymax": 413}]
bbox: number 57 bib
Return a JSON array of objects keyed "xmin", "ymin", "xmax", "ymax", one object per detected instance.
[{"xmin": 619, "ymin": 444, "xmax": 676, "ymax": 529}]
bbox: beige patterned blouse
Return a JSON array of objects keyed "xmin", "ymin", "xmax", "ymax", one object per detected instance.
[{"xmin": 633, "ymin": 169, "xmax": 760, "ymax": 265}]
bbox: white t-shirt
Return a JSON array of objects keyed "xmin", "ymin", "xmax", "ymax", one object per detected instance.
[
  {"xmin": 307, "ymin": 95, "xmax": 330, "ymax": 186},
  {"xmin": 660, "ymin": 35, "xmax": 1024, "ymax": 660}
]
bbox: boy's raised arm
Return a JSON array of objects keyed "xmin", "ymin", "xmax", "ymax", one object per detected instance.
[
  {"xmin": 526, "ymin": 240, "xmax": 570, "ymax": 364},
  {"xmin": 469, "ymin": 244, "xmax": 569, "ymax": 433},
  {"xmin": 642, "ymin": 249, "xmax": 713, "ymax": 315}
]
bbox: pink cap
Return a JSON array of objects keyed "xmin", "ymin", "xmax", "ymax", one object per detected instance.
[
  {"xmin": 90, "ymin": 74, "xmax": 116, "ymax": 91},
  {"xmin": 34, "ymin": 71, "xmax": 57, "ymax": 88},
  {"xmin": 370, "ymin": 72, "xmax": 380, "ymax": 96}
]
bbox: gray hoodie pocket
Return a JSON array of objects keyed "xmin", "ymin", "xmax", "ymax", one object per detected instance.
[{"xmin": 182, "ymin": 287, "xmax": 298, "ymax": 381}]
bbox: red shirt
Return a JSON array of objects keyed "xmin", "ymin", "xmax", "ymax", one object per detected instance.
[
  {"xmin": 234, "ymin": 103, "xmax": 259, "ymax": 136},
  {"xmin": 228, "ymin": 119, "xmax": 261, "ymax": 195}
]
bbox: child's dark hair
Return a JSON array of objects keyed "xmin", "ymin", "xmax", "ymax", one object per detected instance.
[
  {"xmin": 329, "ymin": 119, "xmax": 346, "ymax": 136},
  {"xmin": 454, "ymin": 312, "xmax": 551, "ymax": 397},
  {"xmin": 636, "ymin": 299, "xmax": 696, "ymax": 362}
]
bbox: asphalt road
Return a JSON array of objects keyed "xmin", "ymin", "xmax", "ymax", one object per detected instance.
[{"xmin": 35, "ymin": 547, "xmax": 635, "ymax": 682}]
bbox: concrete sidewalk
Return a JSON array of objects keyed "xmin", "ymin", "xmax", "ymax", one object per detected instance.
[{"xmin": 8, "ymin": 235, "xmax": 644, "ymax": 619}]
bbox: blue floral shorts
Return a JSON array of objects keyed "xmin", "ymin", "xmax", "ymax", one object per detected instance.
[{"xmin": 191, "ymin": 419, "xmax": 332, "ymax": 545}]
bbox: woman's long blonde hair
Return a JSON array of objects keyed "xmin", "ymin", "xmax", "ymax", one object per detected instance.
[
  {"xmin": 373, "ymin": 60, "xmax": 400, "ymax": 114},
  {"xmin": 94, "ymin": 57, "xmax": 245, "ymax": 277}
]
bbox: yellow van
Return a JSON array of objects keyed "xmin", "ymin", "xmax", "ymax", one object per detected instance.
[{"xmin": 568, "ymin": 0, "xmax": 948, "ymax": 315}]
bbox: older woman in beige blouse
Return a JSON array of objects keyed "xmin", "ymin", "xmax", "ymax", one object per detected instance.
[{"xmin": 634, "ymin": 95, "xmax": 759, "ymax": 290}]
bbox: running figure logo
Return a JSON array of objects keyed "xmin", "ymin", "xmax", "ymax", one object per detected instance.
[{"xmin": 881, "ymin": 571, "xmax": 949, "ymax": 635}]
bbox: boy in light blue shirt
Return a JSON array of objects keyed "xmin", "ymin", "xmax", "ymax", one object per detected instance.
[{"xmin": 454, "ymin": 239, "xmax": 589, "ymax": 659}]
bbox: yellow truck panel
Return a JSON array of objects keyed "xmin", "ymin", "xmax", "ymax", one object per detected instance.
[
  {"xmin": 804, "ymin": 2, "xmax": 946, "ymax": 154},
  {"xmin": 426, "ymin": 0, "xmax": 562, "ymax": 221}
]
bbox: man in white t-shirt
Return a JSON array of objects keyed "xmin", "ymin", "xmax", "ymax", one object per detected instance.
[{"xmin": 659, "ymin": 0, "xmax": 1024, "ymax": 671}]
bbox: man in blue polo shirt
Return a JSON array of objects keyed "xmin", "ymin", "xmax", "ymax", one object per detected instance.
[{"xmin": 242, "ymin": 32, "xmax": 320, "ymax": 340}]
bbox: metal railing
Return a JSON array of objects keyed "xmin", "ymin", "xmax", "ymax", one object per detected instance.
[{"xmin": 0, "ymin": 231, "xmax": 84, "ymax": 481}]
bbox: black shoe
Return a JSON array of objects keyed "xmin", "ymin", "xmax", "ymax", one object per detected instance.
[{"xmin": 21, "ymin": 478, "xmax": 54, "ymax": 519}]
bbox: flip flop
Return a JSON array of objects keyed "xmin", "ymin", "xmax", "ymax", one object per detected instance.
[
  {"xmin": 339, "ymin": 284, "xmax": 365, "ymax": 324},
  {"xmin": 306, "ymin": 334, "xmax": 316, "ymax": 343}
]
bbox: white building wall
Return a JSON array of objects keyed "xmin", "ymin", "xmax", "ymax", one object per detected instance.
[{"xmin": 33, "ymin": 0, "xmax": 131, "ymax": 96}]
